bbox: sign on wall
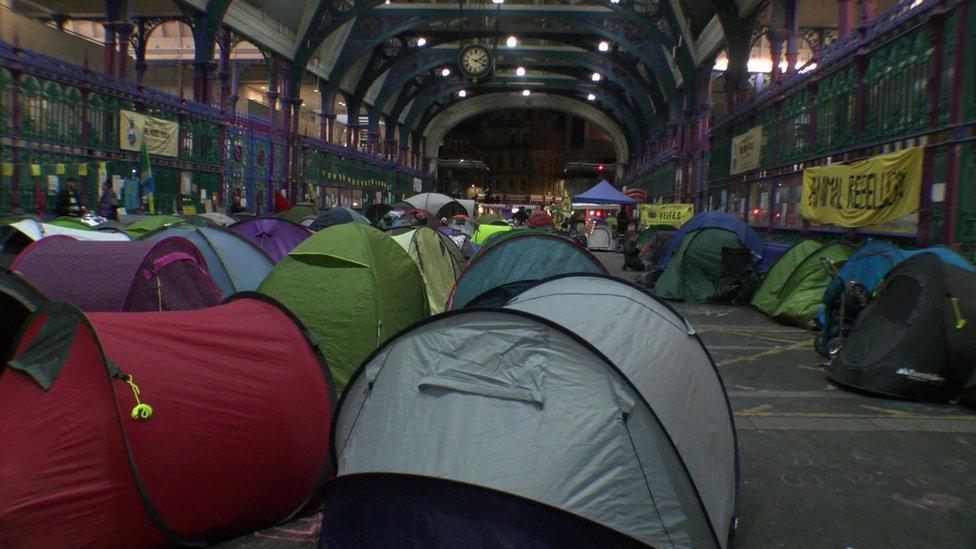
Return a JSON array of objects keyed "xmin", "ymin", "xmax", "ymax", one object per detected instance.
[
  {"xmin": 730, "ymin": 125, "xmax": 763, "ymax": 175},
  {"xmin": 119, "ymin": 110, "xmax": 180, "ymax": 157},
  {"xmin": 638, "ymin": 203, "xmax": 695, "ymax": 228},
  {"xmin": 801, "ymin": 147, "xmax": 922, "ymax": 227}
]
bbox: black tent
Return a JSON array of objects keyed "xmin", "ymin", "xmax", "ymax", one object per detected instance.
[
  {"xmin": 827, "ymin": 253, "xmax": 976, "ymax": 404},
  {"xmin": 0, "ymin": 266, "xmax": 48, "ymax": 361}
]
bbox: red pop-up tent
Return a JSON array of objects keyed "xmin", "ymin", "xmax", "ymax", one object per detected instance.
[{"xmin": 0, "ymin": 290, "xmax": 335, "ymax": 547}]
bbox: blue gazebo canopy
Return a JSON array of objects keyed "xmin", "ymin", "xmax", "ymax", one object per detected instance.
[{"xmin": 572, "ymin": 180, "xmax": 638, "ymax": 205}]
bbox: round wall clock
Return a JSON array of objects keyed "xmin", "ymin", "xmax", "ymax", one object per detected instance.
[{"xmin": 458, "ymin": 44, "xmax": 493, "ymax": 81}]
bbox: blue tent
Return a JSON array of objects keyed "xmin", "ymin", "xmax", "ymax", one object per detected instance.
[
  {"xmin": 447, "ymin": 233, "xmax": 607, "ymax": 309},
  {"xmin": 309, "ymin": 207, "xmax": 371, "ymax": 231},
  {"xmin": 816, "ymin": 241, "xmax": 973, "ymax": 327},
  {"xmin": 657, "ymin": 211, "xmax": 764, "ymax": 269},
  {"xmin": 142, "ymin": 225, "xmax": 274, "ymax": 297},
  {"xmin": 572, "ymin": 180, "xmax": 638, "ymax": 205}
]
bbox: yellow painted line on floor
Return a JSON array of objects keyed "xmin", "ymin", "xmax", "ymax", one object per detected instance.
[
  {"xmin": 716, "ymin": 339, "xmax": 810, "ymax": 367},
  {"xmin": 736, "ymin": 409, "xmax": 976, "ymax": 421}
]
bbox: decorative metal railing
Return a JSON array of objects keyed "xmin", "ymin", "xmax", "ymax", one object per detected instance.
[
  {"xmin": 625, "ymin": 0, "xmax": 973, "ymax": 254},
  {"xmin": 0, "ymin": 38, "xmax": 428, "ymax": 217}
]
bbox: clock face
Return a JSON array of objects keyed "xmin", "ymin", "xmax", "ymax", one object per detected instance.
[{"xmin": 459, "ymin": 44, "xmax": 493, "ymax": 79}]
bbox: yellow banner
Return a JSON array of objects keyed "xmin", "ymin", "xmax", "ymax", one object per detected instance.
[
  {"xmin": 638, "ymin": 203, "xmax": 695, "ymax": 228},
  {"xmin": 119, "ymin": 110, "xmax": 179, "ymax": 157},
  {"xmin": 801, "ymin": 147, "xmax": 922, "ymax": 228},
  {"xmin": 730, "ymin": 125, "xmax": 762, "ymax": 175}
]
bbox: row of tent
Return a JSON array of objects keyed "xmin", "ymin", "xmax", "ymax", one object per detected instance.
[
  {"xmin": 1, "ymin": 207, "xmax": 744, "ymax": 544},
  {"xmin": 628, "ymin": 210, "xmax": 976, "ymax": 407}
]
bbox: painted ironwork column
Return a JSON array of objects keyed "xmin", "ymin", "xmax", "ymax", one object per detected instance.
[
  {"xmin": 917, "ymin": 9, "xmax": 948, "ymax": 247},
  {"xmin": 943, "ymin": 0, "xmax": 970, "ymax": 246},
  {"xmin": 217, "ymin": 28, "xmax": 231, "ymax": 110},
  {"xmin": 838, "ymin": 0, "xmax": 853, "ymax": 39},
  {"xmin": 102, "ymin": 23, "xmax": 117, "ymax": 76},
  {"xmin": 115, "ymin": 22, "xmax": 132, "ymax": 80}
]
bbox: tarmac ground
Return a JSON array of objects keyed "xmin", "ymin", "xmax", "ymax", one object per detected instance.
[{"xmin": 225, "ymin": 251, "xmax": 976, "ymax": 548}]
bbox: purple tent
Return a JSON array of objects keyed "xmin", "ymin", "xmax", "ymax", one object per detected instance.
[
  {"xmin": 11, "ymin": 236, "xmax": 221, "ymax": 312},
  {"xmin": 229, "ymin": 218, "xmax": 313, "ymax": 262},
  {"xmin": 572, "ymin": 180, "xmax": 638, "ymax": 205}
]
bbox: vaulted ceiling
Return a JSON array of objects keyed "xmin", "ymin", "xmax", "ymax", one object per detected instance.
[{"xmin": 19, "ymin": 0, "xmax": 767, "ymax": 158}]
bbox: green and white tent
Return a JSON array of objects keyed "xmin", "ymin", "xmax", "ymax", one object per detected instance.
[
  {"xmin": 654, "ymin": 228, "xmax": 759, "ymax": 303},
  {"xmin": 391, "ymin": 227, "xmax": 463, "ymax": 314},
  {"xmin": 751, "ymin": 240, "xmax": 853, "ymax": 327},
  {"xmin": 258, "ymin": 223, "xmax": 428, "ymax": 391}
]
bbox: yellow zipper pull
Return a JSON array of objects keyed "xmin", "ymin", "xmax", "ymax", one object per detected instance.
[{"xmin": 950, "ymin": 297, "xmax": 967, "ymax": 330}]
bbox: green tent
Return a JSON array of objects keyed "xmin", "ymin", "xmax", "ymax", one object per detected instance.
[
  {"xmin": 477, "ymin": 212, "xmax": 503, "ymax": 224},
  {"xmin": 472, "ymin": 222, "xmax": 512, "ymax": 245},
  {"xmin": 751, "ymin": 239, "xmax": 822, "ymax": 314},
  {"xmin": 654, "ymin": 228, "xmax": 759, "ymax": 303},
  {"xmin": 752, "ymin": 241, "xmax": 853, "ymax": 327},
  {"xmin": 391, "ymin": 227, "xmax": 463, "ymax": 314},
  {"xmin": 276, "ymin": 203, "xmax": 320, "ymax": 225},
  {"xmin": 258, "ymin": 223, "xmax": 428, "ymax": 391},
  {"xmin": 47, "ymin": 217, "xmax": 95, "ymax": 231},
  {"xmin": 124, "ymin": 215, "xmax": 188, "ymax": 238},
  {"xmin": 634, "ymin": 225, "xmax": 677, "ymax": 247}
]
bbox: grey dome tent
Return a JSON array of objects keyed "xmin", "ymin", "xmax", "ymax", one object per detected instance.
[
  {"xmin": 142, "ymin": 225, "xmax": 274, "ymax": 298},
  {"xmin": 827, "ymin": 252, "xmax": 976, "ymax": 404},
  {"xmin": 326, "ymin": 308, "xmax": 726, "ymax": 547},
  {"xmin": 505, "ymin": 273, "xmax": 738, "ymax": 544}
]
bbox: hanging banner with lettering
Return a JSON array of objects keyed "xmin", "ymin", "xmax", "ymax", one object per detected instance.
[
  {"xmin": 730, "ymin": 125, "xmax": 763, "ymax": 175},
  {"xmin": 801, "ymin": 147, "xmax": 923, "ymax": 227},
  {"xmin": 638, "ymin": 203, "xmax": 695, "ymax": 228},
  {"xmin": 119, "ymin": 110, "xmax": 180, "ymax": 157}
]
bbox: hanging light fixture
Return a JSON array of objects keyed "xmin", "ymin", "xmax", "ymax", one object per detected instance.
[
  {"xmin": 458, "ymin": 90, "xmax": 468, "ymax": 98},
  {"xmin": 522, "ymin": 89, "xmax": 531, "ymax": 96},
  {"xmin": 598, "ymin": 41, "xmax": 610, "ymax": 52},
  {"xmin": 587, "ymin": 93, "xmax": 597, "ymax": 101},
  {"xmin": 441, "ymin": 67, "xmax": 451, "ymax": 77},
  {"xmin": 506, "ymin": 36, "xmax": 518, "ymax": 48},
  {"xmin": 591, "ymin": 72, "xmax": 602, "ymax": 82},
  {"xmin": 515, "ymin": 66, "xmax": 526, "ymax": 77},
  {"xmin": 416, "ymin": 37, "xmax": 428, "ymax": 47}
]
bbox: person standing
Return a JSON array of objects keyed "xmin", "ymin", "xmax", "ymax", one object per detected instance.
[
  {"xmin": 616, "ymin": 208, "xmax": 629, "ymax": 238},
  {"xmin": 56, "ymin": 177, "xmax": 83, "ymax": 217},
  {"xmin": 98, "ymin": 180, "xmax": 120, "ymax": 220}
]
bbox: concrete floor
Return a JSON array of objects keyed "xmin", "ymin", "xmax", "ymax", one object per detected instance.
[{"xmin": 227, "ymin": 251, "xmax": 976, "ymax": 548}]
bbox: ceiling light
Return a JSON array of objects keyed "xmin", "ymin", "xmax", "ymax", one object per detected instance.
[
  {"xmin": 587, "ymin": 93, "xmax": 596, "ymax": 101},
  {"xmin": 522, "ymin": 89, "xmax": 531, "ymax": 96},
  {"xmin": 610, "ymin": 0, "xmax": 620, "ymax": 3},
  {"xmin": 515, "ymin": 66, "xmax": 526, "ymax": 77},
  {"xmin": 416, "ymin": 37, "xmax": 427, "ymax": 47},
  {"xmin": 441, "ymin": 67, "xmax": 451, "ymax": 77},
  {"xmin": 458, "ymin": 90, "xmax": 467, "ymax": 98},
  {"xmin": 384, "ymin": 0, "xmax": 390, "ymax": 3},
  {"xmin": 492, "ymin": 0, "xmax": 504, "ymax": 4},
  {"xmin": 591, "ymin": 72, "xmax": 602, "ymax": 82},
  {"xmin": 506, "ymin": 36, "xmax": 518, "ymax": 48},
  {"xmin": 598, "ymin": 41, "xmax": 610, "ymax": 52}
]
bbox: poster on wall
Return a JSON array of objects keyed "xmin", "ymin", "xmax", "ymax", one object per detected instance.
[
  {"xmin": 638, "ymin": 203, "xmax": 695, "ymax": 228},
  {"xmin": 119, "ymin": 110, "xmax": 180, "ymax": 157},
  {"xmin": 730, "ymin": 125, "xmax": 763, "ymax": 175},
  {"xmin": 800, "ymin": 147, "xmax": 922, "ymax": 227}
]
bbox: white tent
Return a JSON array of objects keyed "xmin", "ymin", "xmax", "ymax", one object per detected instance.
[
  {"xmin": 8, "ymin": 219, "xmax": 131, "ymax": 242},
  {"xmin": 329, "ymin": 307, "xmax": 728, "ymax": 547},
  {"xmin": 505, "ymin": 274, "xmax": 738, "ymax": 545},
  {"xmin": 586, "ymin": 226, "xmax": 614, "ymax": 250},
  {"xmin": 405, "ymin": 193, "xmax": 467, "ymax": 219}
]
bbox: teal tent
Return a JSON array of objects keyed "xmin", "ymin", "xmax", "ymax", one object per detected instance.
[{"xmin": 447, "ymin": 232, "xmax": 607, "ymax": 309}]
